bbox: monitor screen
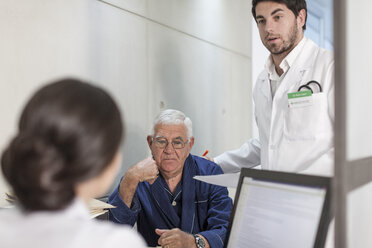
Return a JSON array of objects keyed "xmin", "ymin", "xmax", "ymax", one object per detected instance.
[{"xmin": 225, "ymin": 170, "xmax": 330, "ymax": 248}]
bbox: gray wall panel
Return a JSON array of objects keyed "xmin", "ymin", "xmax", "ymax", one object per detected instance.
[{"xmin": 0, "ymin": 0, "xmax": 253, "ymax": 197}]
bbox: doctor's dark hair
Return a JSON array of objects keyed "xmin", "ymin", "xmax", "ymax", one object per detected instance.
[
  {"xmin": 252, "ymin": 0, "xmax": 307, "ymax": 30},
  {"xmin": 1, "ymin": 78, "xmax": 123, "ymax": 211}
]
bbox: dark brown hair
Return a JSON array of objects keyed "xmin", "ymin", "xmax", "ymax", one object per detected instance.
[
  {"xmin": 1, "ymin": 78, "xmax": 123, "ymax": 211},
  {"xmin": 252, "ymin": 0, "xmax": 307, "ymax": 30}
]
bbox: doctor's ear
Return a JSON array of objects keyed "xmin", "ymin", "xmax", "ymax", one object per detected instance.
[{"xmin": 297, "ymin": 9, "xmax": 306, "ymax": 29}]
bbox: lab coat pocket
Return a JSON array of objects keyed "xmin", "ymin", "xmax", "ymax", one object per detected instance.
[{"xmin": 284, "ymin": 92, "xmax": 327, "ymax": 140}]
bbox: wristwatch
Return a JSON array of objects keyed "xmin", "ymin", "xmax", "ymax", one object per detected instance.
[{"xmin": 193, "ymin": 234, "xmax": 205, "ymax": 248}]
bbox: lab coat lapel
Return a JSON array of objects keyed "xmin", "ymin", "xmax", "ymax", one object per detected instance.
[
  {"xmin": 150, "ymin": 177, "xmax": 180, "ymax": 228},
  {"xmin": 276, "ymin": 67, "xmax": 307, "ymax": 97},
  {"xmin": 257, "ymin": 72, "xmax": 272, "ymax": 101},
  {"xmin": 180, "ymin": 155, "xmax": 196, "ymax": 233},
  {"xmin": 275, "ymin": 39, "xmax": 316, "ymax": 96}
]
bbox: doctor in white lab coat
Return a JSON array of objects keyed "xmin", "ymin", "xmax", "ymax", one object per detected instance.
[{"xmin": 214, "ymin": 0, "xmax": 334, "ymax": 177}]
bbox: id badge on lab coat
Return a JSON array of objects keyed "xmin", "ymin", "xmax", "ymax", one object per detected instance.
[
  {"xmin": 285, "ymin": 90, "xmax": 327, "ymax": 140},
  {"xmin": 287, "ymin": 90, "xmax": 313, "ymax": 108}
]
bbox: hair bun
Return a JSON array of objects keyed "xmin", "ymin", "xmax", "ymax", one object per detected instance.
[{"xmin": 1, "ymin": 133, "xmax": 74, "ymax": 210}]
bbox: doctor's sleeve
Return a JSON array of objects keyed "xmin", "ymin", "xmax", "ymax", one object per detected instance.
[
  {"xmin": 214, "ymin": 138, "xmax": 261, "ymax": 173},
  {"xmin": 107, "ymin": 185, "xmax": 141, "ymax": 226}
]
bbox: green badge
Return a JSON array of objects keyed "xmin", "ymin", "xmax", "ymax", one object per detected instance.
[{"xmin": 287, "ymin": 90, "xmax": 313, "ymax": 108}]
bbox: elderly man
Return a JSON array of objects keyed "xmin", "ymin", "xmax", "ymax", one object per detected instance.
[{"xmin": 108, "ymin": 109, "xmax": 232, "ymax": 248}]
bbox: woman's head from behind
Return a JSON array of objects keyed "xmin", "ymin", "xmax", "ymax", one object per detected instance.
[{"xmin": 1, "ymin": 78, "xmax": 123, "ymax": 211}]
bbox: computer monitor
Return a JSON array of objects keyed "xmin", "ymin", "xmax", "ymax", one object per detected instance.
[{"xmin": 224, "ymin": 168, "xmax": 332, "ymax": 248}]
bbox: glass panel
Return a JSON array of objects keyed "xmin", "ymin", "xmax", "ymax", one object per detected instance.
[{"xmin": 346, "ymin": 0, "xmax": 372, "ymax": 160}]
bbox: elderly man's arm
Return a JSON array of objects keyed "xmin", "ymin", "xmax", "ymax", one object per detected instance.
[
  {"xmin": 119, "ymin": 157, "xmax": 158, "ymax": 207},
  {"xmin": 198, "ymin": 185, "xmax": 232, "ymax": 248},
  {"xmin": 197, "ymin": 163, "xmax": 233, "ymax": 248},
  {"xmin": 108, "ymin": 157, "xmax": 158, "ymax": 225}
]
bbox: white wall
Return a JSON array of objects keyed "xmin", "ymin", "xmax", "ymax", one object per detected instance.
[
  {"xmin": 344, "ymin": 1, "xmax": 372, "ymax": 247},
  {"xmin": 0, "ymin": 0, "xmax": 252, "ymax": 195},
  {"xmin": 347, "ymin": 182, "xmax": 372, "ymax": 247},
  {"xmin": 346, "ymin": 0, "xmax": 372, "ymax": 161},
  {"xmin": 0, "ymin": 0, "xmax": 100, "ymax": 195}
]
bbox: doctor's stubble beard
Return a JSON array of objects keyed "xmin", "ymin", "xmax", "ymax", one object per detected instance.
[{"xmin": 263, "ymin": 20, "xmax": 300, "ymax": 56}]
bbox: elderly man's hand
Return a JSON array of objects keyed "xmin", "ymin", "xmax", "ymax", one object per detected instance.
[
  {"xmin": 156, "ymin": 228, "xmax": 210, "ymax": 248},
  {"xmin": 131, "ymin": 157, "xmax": 159, "ymax": 184},
  {"xmin": 119, "ymin": 157, "xmax": 158, "ymax": 208},
  {"xmin": 156, "ymin": 228, "xmax": 195, "ymax": 248}
]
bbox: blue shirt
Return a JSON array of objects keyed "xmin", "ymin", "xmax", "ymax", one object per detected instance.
[{"xmin": 108, "ymin": 154, "xmax": 233, "ymax": 248}]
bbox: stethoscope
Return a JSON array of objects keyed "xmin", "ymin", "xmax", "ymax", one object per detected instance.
[{"xmin": 297, "ymin": 80, "xmax": 322, "ymax": 93}]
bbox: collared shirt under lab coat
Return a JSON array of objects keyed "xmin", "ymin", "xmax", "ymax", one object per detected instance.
[
  {"xmin": 215, "ymin": 37, "xmax": 334, "ymax": 177},
  {"xmin": 0, "ymin": 198, "xmax": 146, "ymax": 248}
]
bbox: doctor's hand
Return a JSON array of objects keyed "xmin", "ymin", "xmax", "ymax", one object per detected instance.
[
  {"xmin": 156, "ymin": 228, "xmax": 210, "ymax": 248},
  {"xmin": 203, "ymin": 156, "xmax": 214, "ymax": 162}
]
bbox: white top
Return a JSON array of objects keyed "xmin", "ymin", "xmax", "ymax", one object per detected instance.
[
  {"xmin": 215, "ymin": 37, "xmax": 334, "ymax": 176},
  {"xmin": 0, "ymin": 198, "xmax": 146, "ymax": 248}
]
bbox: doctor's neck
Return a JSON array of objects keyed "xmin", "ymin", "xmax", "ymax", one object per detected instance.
[{"xmin": 271, "ymin": 33, "xmax": 304, "ymax": 76}]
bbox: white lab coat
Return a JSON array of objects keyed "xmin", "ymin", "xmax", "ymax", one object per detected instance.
[
  {"xmin": 215, "ymin": 38, "xmax": 334, "ymax": 177},
  {"xmin": 0, "ymin": 198, "xmax": 147, "ymax": 248}
]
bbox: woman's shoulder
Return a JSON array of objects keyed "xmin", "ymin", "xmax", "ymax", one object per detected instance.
[
  {"xmin": 86, "ymin": 220, "xmax": 147, "ymax": 247},
  {"xmin": 0, "ymin": 204, "xmax": 146, "ymax": 248}
]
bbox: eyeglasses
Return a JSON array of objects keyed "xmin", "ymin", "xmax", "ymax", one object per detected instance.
[{"xmin": 153, "ymin": 137, "xmax": 189, "ymax": 149}]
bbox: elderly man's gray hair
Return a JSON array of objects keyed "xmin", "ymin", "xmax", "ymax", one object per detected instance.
[{"xmin": 151, "ymin": 109, "xmax": 193, "ymax": 138}]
